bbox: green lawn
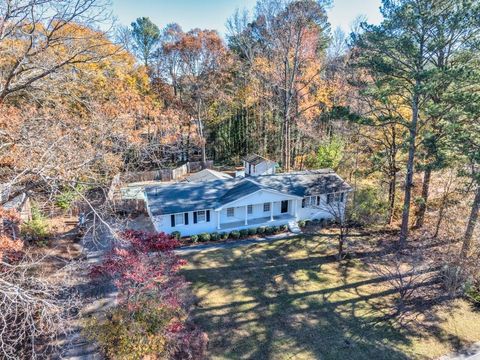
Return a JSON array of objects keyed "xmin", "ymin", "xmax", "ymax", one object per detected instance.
[{"xmin": 181, "ymin": 235, "xmax": 480, "ymax": 360}]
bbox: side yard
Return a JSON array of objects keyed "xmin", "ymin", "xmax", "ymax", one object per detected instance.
[{"xmin": 181, "ymin": 235, "xmax": 480, "ymax": 360}]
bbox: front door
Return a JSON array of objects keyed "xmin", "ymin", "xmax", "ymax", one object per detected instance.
[{"xmin": 281, "ymin": 200, "xmax": 288, "ymax": 213}]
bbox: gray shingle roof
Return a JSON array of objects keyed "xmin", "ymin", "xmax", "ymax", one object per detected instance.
[
  {"xmin": 252, "ymin": 170, "xmax": 352, "ymax": 197},
  {"xmin": 185, "ymin": 169, "xmax": 232, "ymax": 182},
  {"xmin": 219, "ymin": 179, "xmax": 263, "ymax": 205},
  {"xmin": 242, "ymin": 154, "xmax": 276, "ymax": 165},
  {"xmin": 145, "ymin": 179, "xmax": 236, "ymax": 215},
  {"xmin": 145, "ymin": 169, "xmax": 351, "ymax": 216}
]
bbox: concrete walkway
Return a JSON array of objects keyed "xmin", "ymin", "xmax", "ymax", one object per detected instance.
[
  {"xmin": 439, "ymin": 342, "xmax": 480, "ymax": 360},
  {"xmin": 175, "ymin": 232, "xmax": 301, "ymax": 254}
]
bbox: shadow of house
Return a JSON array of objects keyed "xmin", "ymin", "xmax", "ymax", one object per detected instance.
[{"xmin": 181, "ymin": 239, "xmax": 455, "ymax": 359}]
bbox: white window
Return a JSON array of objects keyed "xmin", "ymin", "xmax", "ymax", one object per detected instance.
[
  {"xmin": 335, "ymin": 193, "xmax": 345, "ymax": 202},
  {"xmin": 197, "ymin": 210, "xmax": 206, "ymax": 223},
  {"xmin": 327, "ymin": 194, "xmax": 334, "ymax": 204},
  {"xmin": 303, "ymin": 196, "xmax": 317, "ymax": 207},
  {"xmin": 247, "ymin": 205, "xmax": 253, "ymax": 214},
  {"xmin": 263, "ymin": 203, "xmax": 270, "ymax": 212},
  {"xmin": 175, "ymin": 213, "xmax": 184, "ymax": 226},
  {"xmin": 227, "ymin": 207, "xmax": 234, "ymax": 217}
]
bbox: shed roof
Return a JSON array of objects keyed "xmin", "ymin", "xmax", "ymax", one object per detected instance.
[{"xmin": 242, "ymin": 154, "xmax": 276, "ymax": 166}]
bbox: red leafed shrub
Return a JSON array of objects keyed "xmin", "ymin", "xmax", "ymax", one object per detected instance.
[
  {"xmin": 86, "ymin": 230, "xmax": 207, "ymax": 359},
  {"xmin": 121, "ymin": 229, "xmax": 181, "ymax": 253}
]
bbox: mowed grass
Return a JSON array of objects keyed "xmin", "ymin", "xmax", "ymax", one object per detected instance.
[{"xmin": 181, "ymin": 235, "xmax": 480, "ymax": 360}]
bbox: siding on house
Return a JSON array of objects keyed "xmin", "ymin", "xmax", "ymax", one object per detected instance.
[
  {"xmin": 150, "ymin": 193, "xmax": 348, "ymax": 237},
  {"xmin": 243, "ymin": 154, "xmax": 277, "ymax": 176},
  {"xmin": 244, "ymin": 160, "xmax": 276, "ymax": 176},
  {"xmin": 151, "ymin": 209, "xmax": 217, "ymax": 236},
  {"xmin": 145, "ymin": 169, "xmax": 351, "ymax": 236}
]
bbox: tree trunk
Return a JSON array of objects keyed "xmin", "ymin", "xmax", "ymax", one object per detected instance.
[
  {"xmin": 197, "ymin": 102, "xmax": 207, "ymax": 168},
  {"xmin": 460, "ymin": 186, "xmax": 480, "ymax": 258},
  {"xmin": 399, "ymin": 83, "xmax": 420, "ymax": 246},
  {"xmin": 434, "ymin": 173, "xmax": 453, "ymax": 238},
  {"xmin": 387, "ymin": 172, "xmax": 397, "ymax": 225},
  {"xmin": 434, "ymin": 196, "xmax": 446, "ymax": 238},
  {"xmin": 414, "ymin": 167, "xmax": 431, "ymax": 229},
  {"xmin": 186, "ymin": 124, "xmax": 191, "ymax": 162},
  {"xmin": 387, "ymin": 123, "xmax": 398, "ymax": 225},
  {"xmin": 338, "ymin": 233, "xmax": 344, "ymax": 260}
]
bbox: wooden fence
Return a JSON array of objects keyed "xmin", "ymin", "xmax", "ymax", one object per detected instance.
[
  {"xmin": 107, "ymin": 161, "xmax": 214, "ymax": 213},
  {"xmin": 117, "ymin": 161, "xmax": 213, "ymax": 184}
]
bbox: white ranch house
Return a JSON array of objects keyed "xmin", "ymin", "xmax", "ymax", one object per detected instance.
[{"xmin": 145, "ymin": 169, "xmax": 352, "ymax": 237}]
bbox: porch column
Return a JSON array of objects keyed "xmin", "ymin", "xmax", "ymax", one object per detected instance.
[
  {"xmin": 270, "ymin": 202, "xmax": 273, "ymax": 221},
  {"xmin": 217, "ymin": 210, "xmax": 221, "ymax": 230},
  {"xmin": 244, "ymin": 205, "xmax": 248, "ymax": 225},
  {"xmin": 294, "ymin": 200, "xmax": 298, "ymax": 220}
]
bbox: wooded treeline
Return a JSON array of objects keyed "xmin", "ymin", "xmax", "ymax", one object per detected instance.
[
  {"xmin": 0, "ymin": 0, "xmax": 479, "ymax": 249},
  {"xmin": 117, "ymin": 0, "xmax": 480, "ymax": 252},
  {"xmin": 0, "ymin": 0, "xmax": 480, "ymax": 357}
]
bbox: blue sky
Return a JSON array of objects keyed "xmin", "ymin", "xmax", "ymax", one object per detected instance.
[{"xmin": 111, "ymin": 0, "xmax": 383, "ymax": 35}]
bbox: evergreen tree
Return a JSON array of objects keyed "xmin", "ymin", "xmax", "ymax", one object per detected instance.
[
  {"xmin": 353, "ymin": 0, "xmax": 480, "ymax": 244},
  {"xmin": 131, "ymin": 17, "xmax": 161, "ymax": 67},
  {"xmin": 353, "ymin": 0, "xmax": 438, "ymax": 245}
]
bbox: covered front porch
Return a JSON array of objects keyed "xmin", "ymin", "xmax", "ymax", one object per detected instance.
[
  {"xmin": 214, "ymin": 188, "xmax": 302, "ymax": 231},
  {"xmin": 218, "ymin": 213, "xmax": 295, "ymax": 230}
]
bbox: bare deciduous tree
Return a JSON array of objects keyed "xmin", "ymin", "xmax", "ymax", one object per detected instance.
[
  {"xmin": 0, "ymin": 0, "xmax": 114, "ymax": 103},
  {"xmin": 0, "ymin": 256, "xmax": 80, "ymax": 359}
]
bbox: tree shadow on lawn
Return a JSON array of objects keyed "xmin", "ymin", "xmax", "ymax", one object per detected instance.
[{"xmin": 181, "ymin": 240, "xmax": 458, "ymax": 360}]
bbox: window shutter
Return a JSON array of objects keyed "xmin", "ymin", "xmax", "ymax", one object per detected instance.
[
  {"xmin": 206, "ymin": 210, "xmax": 210, "ymax": 222},
  {"xmin": 171, "ymin": 214, "xmax": 175, "ymax": 227},
  {"xmin": 184, "ymin": 213, "xmax": 189, "ymax": 225},
  {"xmin": 340, "ymin": 193, "xmax": 345, "ymax": 202},
  {"xmin": 193, "ymin": 212, "xmax": 197, "ymax": 224},
  {"xmin": 317, "ymin": 196, "xmax": 320, "ymax": 206},
  {"xmin": 302, "ymin": 199, "xmax": 306, "ymax": 208}
]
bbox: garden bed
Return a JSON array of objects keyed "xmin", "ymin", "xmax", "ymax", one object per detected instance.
[{"xmin": 176, "ymin": 224, "xmax": 291, "ymax": 247}]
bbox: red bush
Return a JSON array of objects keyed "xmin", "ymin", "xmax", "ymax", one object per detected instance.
[
  {"xmin": 90, "ymin": 230, "xmax": 186, "ymax": 305},
  {"xmin": 88, "ymin": 230, "xmax": 207, "ymax": 359},
  {"xmin": 121, "ymin": 229, "xmax": 181, "ymax": 253}
]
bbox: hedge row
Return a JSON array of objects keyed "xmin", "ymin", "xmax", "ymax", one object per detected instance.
[
  {"xmin": 180, "ymin": 224, "xmax": 290, "ymax": 243},
  {"xmin": 298, "ymin": 218, "xmax": 333, "ymax": 228}
]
